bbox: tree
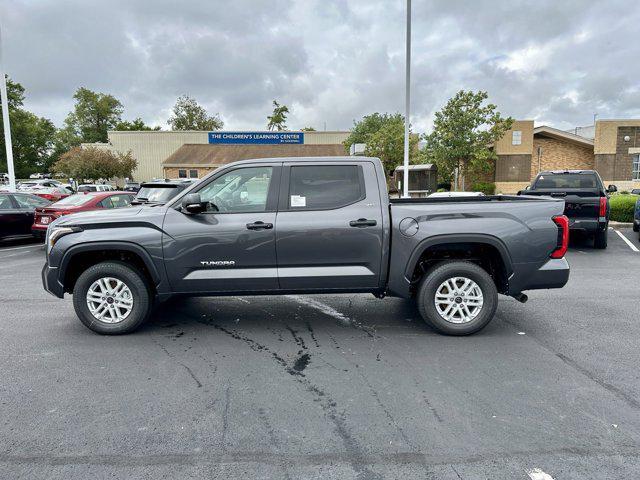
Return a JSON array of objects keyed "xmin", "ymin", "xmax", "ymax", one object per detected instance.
[
  {"xmin": 0, "ymin": 76, "xmax": 56, "ymax": 177},
  {"xmin": 167, "ymin": 95, "xmax": 223, "ymax": 130},
  {"xmin": 344, "ymin": 113, "xmax": 418, "ymax": 174},
  {"xmin": 301, "ymin": 126, "xmax": 316, "ymax": 131},
  {"xmin": 52, "ymin": 147, "xmax": 137, "ymax": 181},
  {"xmin": 266, "ymin": 100, "xmax": 289, "ymax": 131},
  {"xmin": 61, "ymin": 87, "xmax": 124, "ymax": 145},
  {"xmin": 115, "ymin": 118, "xmax": 161, "ymax": 131},
  {"xmin": 423, "ymin": 90, "xmax": 514, "ymax": 186}
]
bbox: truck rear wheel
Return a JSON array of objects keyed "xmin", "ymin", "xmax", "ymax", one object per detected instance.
[
  {"xmin": 72, "ymin": 261, "xmax": 151, "ymax": 334},
  {"xmin": 594, "ymin": 228, "xmax": 608, "ymax": 249},
  {"xmin": 416, "ymin": 261, "xmax": 498, "ymax": 335}
]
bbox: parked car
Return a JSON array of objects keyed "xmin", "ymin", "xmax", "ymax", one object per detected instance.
[
  {"xmin": 18, "ymin": 179, "xmax": 63, "ymax": 190},
  {"xmin": 634, "ymin": 198, "xmax": 640, "ymax": 236},
  {"xmin": 29, "ymin": 173, "xmax": 45, "ymax": 179},
  {"xmin": 0, "ymin": 192, "xmax": 51, "ymax": 241},
  {"xmin": 32, "ymin": 191, "xmax": 136, "ymax": 238},
  {"xmin": 519, "ymin": 170, "xmax": 615, "ymax": 249},
  {"xmin": 25, "ymin": 185, "xmax": 71, "ymax": 203},
  {"xmin": 123, "ymin": 182, "xmax": 141, "ymax": 193},
  {"xmin": 77, "ymin": 184, "xmax": 115, "ymax": 193},
  {"xmin": 42, "ymin": 156, "xmax": 570, "ymax": 335},
  {"xmin": 131, "ymin": 179, "xmax": 194, "ymax": 205},
  {"xmin": 631, "ymin": 189, "xmax": 640, "ymax": 195}
]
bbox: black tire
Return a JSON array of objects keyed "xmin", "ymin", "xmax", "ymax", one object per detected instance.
[
  {"xmin": 416, "ymin": 261, "xmax": 498, "ymax": 336},
  {"xmin": 633, "ymin": 222, "xmax": 639, "ymax": 233},
  {"xmin": 72, "ymin": 261, "xmax": 152, "ymax": 334},
  {"xmin": 594, "ymin": 228, "xmax": 608, "ymax": 249}
]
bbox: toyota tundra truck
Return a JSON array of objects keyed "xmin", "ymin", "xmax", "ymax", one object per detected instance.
[{"xmin": 42, "ymin": 157, "xmax": 570, "ymax": 336}]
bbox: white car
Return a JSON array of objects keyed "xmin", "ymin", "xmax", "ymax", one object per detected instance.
[
  {"xmin": 77, "ymin": 184, "xmax": 115, "ymax": 193},
  {"xmin": 428, "ymin": 191, "xmax": 485, "ymax": 198}
]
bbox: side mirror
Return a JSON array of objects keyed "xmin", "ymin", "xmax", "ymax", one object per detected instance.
[
  {"xmin": 607, "ymin": 184, "xmax": 617, "ymax": 193},
  {"xmin": 181, "ymin": 193, "xmax": 207, "ymax": 214}
]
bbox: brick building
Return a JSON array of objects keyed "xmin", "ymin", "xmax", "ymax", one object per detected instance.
[{"xmin": 494, "ymin": 120, "xmax": 640, "ymax": 193}]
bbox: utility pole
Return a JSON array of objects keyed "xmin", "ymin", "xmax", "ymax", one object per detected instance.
[
  {"xmin": 0, "ymin": 22, "xmax": 15, "ymax": 191},
  {"xmin": 402, "ymin": 0, "xmax": 411, "ymax": 198}
]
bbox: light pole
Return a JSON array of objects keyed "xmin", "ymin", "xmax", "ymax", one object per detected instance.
[
  {"xmin": 402, "ymin": 0, "xmax": 411, "ymax": 198},
  {"xmin": 0, "ymin": 22, "xmax": 15, "ymax": 191}
]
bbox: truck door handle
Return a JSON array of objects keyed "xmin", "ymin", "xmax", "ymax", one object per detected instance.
[
  {"xmin": 349, "ymin": 218, "xmax": 377, "ymax": 227},
  {"xmin": 246, "ymin": 221, "xmax": 273, "ymax": 230}
]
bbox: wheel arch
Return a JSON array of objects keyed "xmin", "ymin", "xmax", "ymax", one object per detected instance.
[
  {"xmin": 60, "ymin": 242, "xmax": 161, "ymax": 295},
  {"xmin": 405, "ymin": 234, "xmax": 514, "ymax": 295}
]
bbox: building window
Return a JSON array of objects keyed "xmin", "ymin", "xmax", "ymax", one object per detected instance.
[
  {"xmin": 512, "ymin": 130, "xmax": 522, "ymax": 146},
  {"xmin": 178, "ymin": 169, "xmax": 187, "ymax": 178},
  {"xmin": 189, "ymin": 169, "xmax": 198, "ymax": 178},
  {"xmin": 633, "ymin": 155, "xmax": 640, "ymax": 180}
]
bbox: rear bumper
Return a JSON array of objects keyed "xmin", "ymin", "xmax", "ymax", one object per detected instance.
[
  {"xmin": 568, "ymin": 217, "xmax": 606, "ymax": 234},
  {"xmin": 42, "ymin": 263, "xmax": 64, "ymax": 298},
  {"xmin": 508, "ymin": 258, "xmax": 570, "ymax": 294}
]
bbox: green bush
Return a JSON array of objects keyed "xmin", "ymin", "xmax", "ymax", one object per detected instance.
[
  {"xmin": 437, "ymin": 188, "xmax": 448, "ymax": 192},
  {"xmin": 609, "ymin": 194, "xmax": 638, "ymax": 223},
  {"xmin": 471, "ymin": 182, "xmax": 496, "ymax": 195}
]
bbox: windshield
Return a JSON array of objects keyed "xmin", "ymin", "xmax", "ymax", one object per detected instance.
[
  {"xmin": 533, "ymin": 173, "xmax": 599, "ymax": 189},
  {"xmin": 52, "ymin": 193, "xmax": 96, "ymax": 206},
  {"xmin": 134, "ymin": 186, "xmax": 179, "ymax": 203}
]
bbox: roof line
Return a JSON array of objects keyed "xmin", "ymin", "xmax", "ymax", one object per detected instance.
[{"xmin": 533, "ymin": 125, "xmax": 594, "ymax": 146}]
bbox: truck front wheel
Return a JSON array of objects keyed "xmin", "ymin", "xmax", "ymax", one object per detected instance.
[
  {"xmin": 72, "ymin": 261, "xmax": 152, "ymax": 334},
  {"xmin": 417, "ymin": 261, "xmax": 498, "ymax": 335}
]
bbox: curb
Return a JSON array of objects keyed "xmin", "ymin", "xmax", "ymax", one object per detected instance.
[{"xmin": 609, "ymin": 221, "xmax": 633, "ymax": 227}]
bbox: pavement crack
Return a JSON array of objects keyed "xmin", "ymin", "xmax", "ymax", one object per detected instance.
[{"xmin": 151, "ymin": 338, "xmax": 203, "ymax": 388}]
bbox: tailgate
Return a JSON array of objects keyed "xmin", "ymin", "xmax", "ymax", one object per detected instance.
[{"xmin": 521, "ymin": 189, "xmax": 601, "ymax": 219}]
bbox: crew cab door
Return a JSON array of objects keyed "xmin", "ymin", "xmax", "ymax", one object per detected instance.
[
  {"xmin": 0, "ymin": 194, "xmax": 21, "ymax": 238},
  {"xmin": 162, "ymin": 164, "xmax": 281, "ymax": 293},
  {"xmin": 276, "ymin": 161, "xmax": 384, "ymax": 290}
]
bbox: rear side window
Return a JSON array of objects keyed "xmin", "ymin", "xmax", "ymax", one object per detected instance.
[
  {"xmin": 13, "ymin": 194, "xmax": 50, "ymax": 208},
  {"xmin": 288, "ymin": 165, "xmax": 364, "ymax": 210},
  {"xmin": 534, "ymin": 174, "xmax": 599, "ymax": 189}
]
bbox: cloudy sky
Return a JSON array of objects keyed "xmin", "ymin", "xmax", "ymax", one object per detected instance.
[{"xmin": 2, "ymin": 0, "xmax": 640, "ymax": 133}]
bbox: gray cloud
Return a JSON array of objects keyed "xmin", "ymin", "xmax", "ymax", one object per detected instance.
[{"xmin": 2, "ymin": 0, "xmax": 639, "ymax": 133}]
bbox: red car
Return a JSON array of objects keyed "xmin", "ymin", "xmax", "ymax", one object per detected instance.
[
  {"xmin": 24, "ymin": 185, "xmax": 72, "ymax": 202},
  {"xmin": 32, "ymin": 191, "xmax": 135, "ymax": 237}
]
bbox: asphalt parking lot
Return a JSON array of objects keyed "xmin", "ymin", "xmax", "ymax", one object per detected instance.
[{"xmin": 1, "ymin": 229, "xmax": 640, "ymax": 479}]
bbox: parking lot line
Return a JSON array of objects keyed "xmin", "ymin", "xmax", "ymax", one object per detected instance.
[
  {"xmin": 0, "ymin": 244, "xmax": 42, "ymax": 253},
  {"xmin": 614, "ymin": 229, "xmax": 639, "ymax": 252}
]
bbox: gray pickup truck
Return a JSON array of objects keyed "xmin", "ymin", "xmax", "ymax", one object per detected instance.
[{"xmin": 42, "ymin": 157, "xmax": 570, "ymax": 336}]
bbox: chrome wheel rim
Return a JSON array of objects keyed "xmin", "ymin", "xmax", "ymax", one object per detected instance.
[
  {"xmin": 434, "ymin": 276, "xmax": 483, "ymax": 324},
  {"xmin": 86, "ymin": 277, "xmax": 134, "ymax": 323}
]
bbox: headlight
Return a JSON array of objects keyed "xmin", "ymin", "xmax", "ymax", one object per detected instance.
[{"xmin": 47, "ymin": 226, "xmax": 81, "ymax": 253}]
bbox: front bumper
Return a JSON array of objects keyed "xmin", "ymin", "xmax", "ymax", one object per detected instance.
[
  {"xmin": 42, "ymin": 263, "xmax": 64, "ymax": 298},
  {"xmin": 508, "ymin": 257, "xmax": 570, "ymax": 294}
]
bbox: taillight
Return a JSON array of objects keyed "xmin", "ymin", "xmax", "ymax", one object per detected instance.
[
  {"xmin": 551, "ymin": 215, "xmax": 569, "ymax": 259},
  {"xmin": 599, "ymin": 197, "xmax": 607, "ymax": 217}
]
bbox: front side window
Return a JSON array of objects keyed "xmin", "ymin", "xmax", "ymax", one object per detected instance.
[
  {"xmin": 198, "ymin": 167, "xmax": 272, "ymax": 213},
  {"xmin": 0, "ymin": 194, "xmax": 14, "ymax": 209},
  {"xmin": 633, "ymin": 155, "xmax": 640, "ymax": 180},
  {"xmin": 288, "ymin": 165, "xmax": 363, "ymax": 210}
]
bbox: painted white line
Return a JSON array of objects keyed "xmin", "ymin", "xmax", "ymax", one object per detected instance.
[
  {"xmin": 0, "ymin": 250, "xmax": 43, "ymax": 259},
  {"xmin": 527, "ymin": 468, "xmax": 555, "ymax": 480},
  {"xmin": 286, "ymin": 295, "xmax": 352, "ymax": 326},
  {"xmin": 614, "ymin": 229, "xmax": 639, "ymax": 252},
  {"xmin": 0, "ymin": 244, "xmax": 42, "ymax": 252}
]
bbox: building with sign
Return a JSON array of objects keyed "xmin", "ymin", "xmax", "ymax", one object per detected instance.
[{"xmin": 97, "ymin": 130, "xmax": 350, "ymax": 181}]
